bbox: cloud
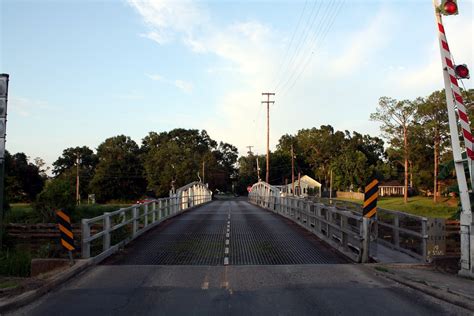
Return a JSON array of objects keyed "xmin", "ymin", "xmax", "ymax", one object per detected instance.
[
  {"xmin": 112, "ymin": 90, "xmax": 144, "ymax": 100},
  {"xmin": 174, "ymin": 80, "xmax": 193, "ymax": 93},
  {"xmin": 330, "ymin": 9, "xmax": 394, "ymax": 76},
  {"xmin": 146, "ymin": 73, "xmax": 193, "ymax": 93},
  {"xmin": 128, "ymin": 0, "xmax": 208, "ymax": 45},
  {"xmin": 8, "ymin": 97, "xmax": 53, "ymax": 117},
  {"xmin": 388, "ymin": 14, "xmax": 473, "ymax": 94}
]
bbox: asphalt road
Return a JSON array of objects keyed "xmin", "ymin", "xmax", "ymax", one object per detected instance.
[{"xmin": 13, "ymin": 200, "xmax": 471, "ymax": 315}]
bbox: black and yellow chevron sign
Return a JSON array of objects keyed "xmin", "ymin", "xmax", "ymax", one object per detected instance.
[
  {"xmin": 363, "ymin": 179, "xmax": 379, "ymax": 218},
  {"xmin": 56, "ymin": 210, "xmax": 75, "ymax": 251}
]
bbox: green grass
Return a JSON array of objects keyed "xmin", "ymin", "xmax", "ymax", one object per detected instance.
[
  {"xmin": 5, "ymin": 203, "xmax": 131, "ymax": 224},
  {"xmin": 336, "ymin": 196, "xmax": 459, "ymax": 219},
  {"xmin": 0, "ymin": 250, "xmax": 31, "ymax": 277},
  {"xmin": 5, "ymin": 204, "xmax": 39, "ymax": 223},
  {"xmin": 0, "ymin": 280, "xmax": 19, "ymax": 289}
]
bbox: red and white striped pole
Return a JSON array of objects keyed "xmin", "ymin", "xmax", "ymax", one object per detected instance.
[
  {"xmin": 437, "ymin": 23, "xmax": 474, "ymax": 160},
  {"xmin": 433, "ymin": 0, "xmax": 473, "ymax": 277}
]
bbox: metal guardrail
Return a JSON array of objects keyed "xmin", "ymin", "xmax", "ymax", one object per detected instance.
[
  {"xmin": 377, "ymin": 208, "xmax": 428, "ymax": 261},
  {"xmin": 289, "ymin": 196, "xmax": 431, "ymax": 262},
  {"xmin": 81, "ymin": 182, "xmax": 212, "ymax": 260},
  {"xmin": 249, "ymin": 182, "xmax": 371, "ymax": 263}
]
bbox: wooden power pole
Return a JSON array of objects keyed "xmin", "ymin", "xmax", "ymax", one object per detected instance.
[
  {"xmin": 202, "ymin": 160, "xmax": 205, "ymax": 183},
  {"xmin": 291, "ymin": 144, "xmax": 295, "ymax": 195},
  {"xmin": 261, "ymin": 92, "xmax": 275, "ymax": 184}
]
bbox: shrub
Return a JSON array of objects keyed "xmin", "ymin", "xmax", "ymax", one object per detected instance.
[{"xmin": 34, "ymin": 177, "xmax": 76, "ymax": 222}]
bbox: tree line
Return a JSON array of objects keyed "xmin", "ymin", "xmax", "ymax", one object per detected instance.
[
  {"xmin": 5, "ymin": 88, "xmax": 473, "ymax": 217},
  {"xmin": 237, "ymin": 89, "xmax": 474, "ymax": 201},
  {"xmin": 5, "ymin": 129, "xmax": 237, "ymax": 220}
]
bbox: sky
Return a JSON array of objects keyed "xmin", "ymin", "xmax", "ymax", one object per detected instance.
[{"xmin": 1, "ymin": 0, "xmax": 473, "ymax": 172}]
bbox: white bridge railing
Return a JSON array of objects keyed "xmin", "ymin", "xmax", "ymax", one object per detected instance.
[
  {"xmin": 81, "ymin": 181, "xmax": 212, "ymax": 260},
  {"xmin": 249, "ymin": 181, "xmax": 371, "ymax": 263}
]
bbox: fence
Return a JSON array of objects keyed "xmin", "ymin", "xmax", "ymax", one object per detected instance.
[
  {"xmin": 376, "ymin": 209, "xmax": 429, "ymax": 261},
  {"xmin": 81, "ymin": 181, "xmax": 212, "ymax": 261},
  {"xmin": 312, "ymin": 196, "xmax": 431, "ymax": 261},
  {"xmin": 336, "ymin": 191, "xmax": 364, "ymax": 201},
  {"xmin": 249, "ymin": 182, "xmax": 371, "ymax": 263},
  {"xmin": 250, "ymin": 183, "xmax": 454, "ymax": 263}
]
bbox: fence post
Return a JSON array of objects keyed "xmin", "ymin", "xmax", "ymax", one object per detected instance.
[
  {"xmin": 144, "ymin": 204, "xmax": 149, "ymax": 227},
  {"xmin": 103, "ymin": 212, "xmax": 111, "ymax": 252},
  {"xmin": 361, "ymin": 217, "xmax": 370, "ymax": 263},
  {"xmin": 393, "ymin": 215, "xmax": 400, "ymax": 249},
  {"xmin": 152, "ymin": 201, "xmax": 156, "ymax": 223},
  {"xmin": 132, "ymin": 207, "xmax": 138, "ymax": 237},
  {"xmin": 158, "ymin": 200, "xmax": 163, "ymax": 220},
  {"xmin": 422, "ymin": 218, "xmax": 428, "ymax": 262},
  {"xmin": 81, "ymin": 219, "xmax": 91, "ymax": 259}
]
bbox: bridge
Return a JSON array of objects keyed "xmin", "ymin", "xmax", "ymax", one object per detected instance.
[{"xmin": 15, "ymin": 182, "xmax": 471, "ymax": 315}]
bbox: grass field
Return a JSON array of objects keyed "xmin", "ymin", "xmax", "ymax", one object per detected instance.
[{"xmin": 337, "ymin": 196, "xmax": 459, "ymax": 219}]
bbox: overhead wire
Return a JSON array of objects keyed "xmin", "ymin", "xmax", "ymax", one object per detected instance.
[
  {"xmin": 270, "ymin": 0, "xmax": 310, "ymax": 88},
  {"xmin": 273, "ymin": 0, "xmax": 322, "ymax": 91},
  {"xmin": 277, "ymin": 0, "xmax": 337, "ymax": 95},
  {"xmin": 279, "ymin": 0, "xmax": 345, "ymax": 98}
]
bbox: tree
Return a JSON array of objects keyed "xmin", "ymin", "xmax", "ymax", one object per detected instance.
[
  {"xmin": 330, "ymin": 132, "xmax": 385, "ymax": 191},
  {"xmin": 52, "ymin": 146, "xmax": 98, "ymax": 201},
  {"xmin": 416, "ymin": 90, "xmax": 449, "ymax": 201},
  {"xmin": 34, "ymin": 176, "xmax": 75, "ymax": 222},
  {"xmin": 141, "ymin": 129, "xmax": 237, "ymax": 196},
  {"xmin": 89, "ymin": 136, "xmax": 146, "ymax": 202},
  {"xmin": 371, "ymin": 97, "xmax": 416, "ymax": 203},
  {"xmin": 53, "ymin": 146, "xmax": 98, "ymax": 175},
  {"xmin": 5, "ymin": 152, "xmax": 45, "ymax": 203}
]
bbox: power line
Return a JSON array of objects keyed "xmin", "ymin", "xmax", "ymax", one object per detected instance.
[
  {"xmin": 280, "ymin": 0, "xmax": 345, "ymax": 98},
  {"xmin": 273, "ymin": 0, "xmax": 322, "ymax": 91},
  {"xmin": 271, "ymin": 0, "xmax": 309, "ymax": 87}
]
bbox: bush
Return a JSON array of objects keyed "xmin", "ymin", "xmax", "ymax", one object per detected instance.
[
  {"xmin": 34, "ymin": 177, "xmax": 76, "ymax": 222},
  {"xmin": 0, "ymin": 249, "xmax": 31, "ymax": 277}
]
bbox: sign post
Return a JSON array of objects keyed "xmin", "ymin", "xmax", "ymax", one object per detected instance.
[{"xmin": 57, "ymin": 210, "xmax": 75, "ymax": 265}]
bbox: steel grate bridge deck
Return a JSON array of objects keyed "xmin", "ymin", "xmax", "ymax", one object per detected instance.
[{"xmin": 106, "ymin": 199, "xmax": 346, "ymax": 265}]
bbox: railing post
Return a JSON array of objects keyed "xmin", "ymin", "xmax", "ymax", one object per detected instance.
[
  {"xmin": 393, "ymin": 215, "xmax": 400, "ymax": 249},
  {"xmin": 158, "ymin": 199, "xmax": 163, "ymax": 220},
  {"xmin": 103, "ymin": 212, "xmax": 111, "ymax": 252},
  {"xmin": 152, "ymin": 201, "xmax": 156, "ymax": 223},
  {"xmin": 132, "ymin": 206, "xmax": 138, "ymax": 236},
  {"xmin": 361, "ymin": 217, "xmax": 370, "ymax": 263},
  {"xmin": 144, "ymin": 204, "xmax": 149, "ymax": 227},
  {"xmin": 422, "ymin": 218, "xmax": 428, "ymax": 262},
  {"xmin": 81, "ymin": 219, "xmax": 91, "ymax": 259}
]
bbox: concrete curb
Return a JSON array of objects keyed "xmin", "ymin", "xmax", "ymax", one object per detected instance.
[
  {"xmin": 374, "ymin": 268, "xmax": 474, "ymax": 312},
  {"xmin": 0, "ymin": 259, "xmax": 93, "ymax": 313}
]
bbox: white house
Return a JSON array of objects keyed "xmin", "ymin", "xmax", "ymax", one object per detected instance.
[{"xmin": 279, "ymin": 175, "xmax": 322, "ymax": 197}]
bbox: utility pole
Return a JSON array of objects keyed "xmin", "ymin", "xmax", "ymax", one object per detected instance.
[
  {"xmin": 246, "ymin": 145, "xmax": 254, "ymax": 156},
  {"xmin": 291, "ymin": 144, "xmax": 295, "ymax": 195},
  {"xmin": 256, "ymin": 155, "xmax": 261, "ymax": 182},
  {"xmin": 330, "ymin": 169, "xmax": 333, "ymax": 200},
  {"xmin": 298, "ymin": 172, "xmax": 301, "ymax": 196},
  {"xmin": 262, "ymin": 92, "xmax": 275, "ymax": 184},
  {"xmin": 202, "ymin": 160, "xmax": 205, "ymax": 183},
  {"xmin": 76, "ymin": 152, "xmax": 81, "ymax": 205}
]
